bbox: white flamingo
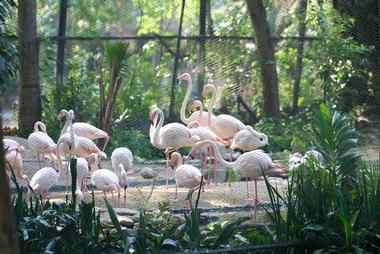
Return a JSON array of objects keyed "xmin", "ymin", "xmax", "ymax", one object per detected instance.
[
  {"xmin": 27, "ymin": 121, "xmax": 57, "ymax": 168},
  {"xmin": 230, "ymin": 126, "xmax": 268, "ymax": 152},
  {"xmin": 177, "ymin": 73, "xmax": 214, "ymax": 127},
  {"xmin": 150, "ymin": 107, "xmax": 200, "ymax": 188},
  {"xmin": 203, "ymin": 84, "xmax": 245, "ymax": 187},
  {"xmin": 5, "ymin": 149, "xmax": 29, "ymax": 184},
  {"xmin": 3, "ymin": 138, "xmax": 25, "ymax": 152},
  {"xmin": 168, "ymin": 152, "xmax": 203, "ymax": 200},
  {"xmin": 288, "ymin": 150, "xmax": 324, "ymax": 171},
  {"xmin": 90, "ymin": 154, "xmax": 121, "ymax": 200},
  {"xmin": 58, "ymin": 109, "xmax": 109, "ymax": 151},
  {"xmin": 194, "ymin": 140, "xmax": 287, "ymax": 222},
  {"xmin": 68, "ymin": 157, "xmax": 90, "ymax": 198}
]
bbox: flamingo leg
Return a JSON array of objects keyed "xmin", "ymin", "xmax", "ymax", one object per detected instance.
[
  {"xmin": 103, "ymin": 191, "xmax": 107, "ymax": 199},
  {"xmin": 246, "ymin": 177, "xmax": 249, "ymax": 199},
  {"xmin": 37, "ymin": 153, "xmax": 41, "ymax": 169},
  {"xmin": 102, "ymin": 136, "xmax": 109, "ymax": 152},
  {"xmin": 124, "ymin": 187, "xmax": 127, "ymax": 202},
  {"xmin": 199, "ymin": 149, "xmax": 205, "ymax": 192},
  {"xmin": 207, "ymin": 148, "xmax": 211, "ymax": 185},
  {"xmin": 215, "ymin": 156, "xmax": 219, "ymax": 187},
  {"xmin": 254, "ymin": 179, "xmax": 258, "ymax": 224},
  {"xmin": 165, "ymin": 150, "xmax": 170, "ymax": 190},
  {"xmin": 175, "ymin": 182, "xmax": 178, "ymax": 200},
  {"xmin": 111, "ymin": 190, "xmax": 115, "ymax": 200},
  {"xmin": 228, "ymin": 143, "xmax": 232, "ymax": 187}
]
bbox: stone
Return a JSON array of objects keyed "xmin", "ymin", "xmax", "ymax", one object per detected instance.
[
  {"xmin": 118, "ymin": 216, "xmax": 135, "ymax": 228},
  {"xmin": 140, "ymin": 167, "xmax": 156, "ymax": 179},
  {"xmin": 130, "ymin": 213, "xmax": 140, "ymax": 223},
  {"xmin": 170, "ymin": 214, "xmax": 185, "ymax": 226},
  {"xmin": 113, "ymin": 208, "xmax": 139, "ymax": 216}
]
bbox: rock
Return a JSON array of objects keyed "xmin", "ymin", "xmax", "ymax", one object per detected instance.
[
  {"xmin": 170, "ymin": 214, "xmax": 185, "ymax": 226},
  {"xmin": 140, "ymin": 167, "xmax": 156, "ymax": 179},
  {"xmin": 130, "ymin": 213, "xmax": 140, "ymax": 223},
  {"xmin": 113, "ymin": 208, "xmax": 139, "ymax": 216},
  {"xmin": 118, "ymin": 216, "xmax": 135, "ymax": 228}
]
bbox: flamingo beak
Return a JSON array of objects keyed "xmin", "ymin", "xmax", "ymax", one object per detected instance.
[
  {"xmin": 171, "ymin": 165, "xmax": 174, "ymax": 170},
  {"xmin": 176, "ymin": 78, "xmax": 180, "ymax": 85}
]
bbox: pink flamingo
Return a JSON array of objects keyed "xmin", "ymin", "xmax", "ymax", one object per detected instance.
[
  {"xmin": 58, "ymin": 109, "xmax": 109, "ymax": 151},
  {"xmin": 27, "ymin": 121, "xmax": 57, "ymax": 168},
  {"xmin": 149, "ymin": 107, "xmax": 200, "ymax": 188},
  {"xmin": 230, "ymin": 126, "xmax": 268, "ymax": 152},
  {"xmin": 203, "ymin": 84, "xmax": 245, "ymax": 187},
  {"xmin": 3, "ymin": 138, "xmax": 28, "ymax": 183},
  {"xmin": 168, "ymin": 152, "xmax": 203, "ymax": 200},
  {"xmin": 111, "ymin": 147, "xmax": 133, "ymax": 199},
  {"xmin": 177, "ymin": 73, "xmax": 214, "ymax": 127},
  {"xmin": 90, "ymin": 153, "xmax": 121, "ymax": 201},
  {"xmin": 194, "ymin": 140, "xmax": 287, "ymax": 223}
]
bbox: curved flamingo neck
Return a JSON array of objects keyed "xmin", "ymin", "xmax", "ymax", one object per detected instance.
[
  {"xmin": 34, "ymin": 121, "xmax": 47, "ymax": 133},
  {"xmin": 207, "ymin": 85, "xmax": 217, "ymax": 128},
  {"xmin": 180, "ymin": 77, "xmax": 193, "ymax": 125},
  {"xmin": 59, "ymin": 110, "xmax": 70, "ymax": 136},
  {"xmin": 153, "ymin": 109, "xmax": 165, "ymax": 149},
  {"xmin": 198, "ymin": 140, "xmax": 236, "ymax": 169},
  {"xmin": 69, "ymin": 112, "xmax": 75, "ymax": 151},
  {"xmin": 174, "ymin": 154, "xmax": 183, "ymax": 167}
]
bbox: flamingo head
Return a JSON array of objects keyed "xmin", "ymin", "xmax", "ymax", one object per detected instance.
[
  {"xmin": 149, "ymin": 107, "xmax": 159, "ymax": 126},
  {"xmin": 57, "ymin": 109, "xmax": 69, "ymax": 120},
  {"xmin": 69, "ymin": 109, "xmax": 75, "ymax": 121},
  {"xmin": 176, "ymin": 73, "xmax": 191, "ymax": 84},
  {"xmin": 168, "ymin": 152, "xmax": 182, "ymax": 169},
  {"xmin": 202, "ymin": 84, "xmax": 215, "ymax": 97},
  {"xmin": 190, "ymin": 100, "xmax": 202, "ymax": 112}
]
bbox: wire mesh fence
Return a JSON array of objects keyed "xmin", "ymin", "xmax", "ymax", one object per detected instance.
[{"xmin": 2, "ymin": 0, "xmax": 380, "ymax": 252}]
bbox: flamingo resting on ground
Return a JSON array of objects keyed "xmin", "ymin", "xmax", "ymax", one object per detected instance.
[
  {"xmin": 149, "ymin": 106, "xmax": 200, "ymax": 188},
  {"xmin": 27, "ymin": 121, "xmax": 57, "ymax": 168},
  {"xmin": 168, "ymin": 152, "xmax": 203, "ymax": 200},
  {"xmin": 90, "ymin": 153, "xmax": 121, "ymax": 201},
  {"xmin": 194, "ymin": 140, "xmax": 287, "ymax": 223},
  {"xmin": 58, "ymin": 109, "xmax": 110, "ymax": 151},
  {"xmin": 203, "ymin": 84, "xmax": 245, "ymax": 187},
  {"xmin": 230, "ymin": 125, "xmax": 268, "ymax": 152},
  {"xmin": 177, "ymin": 73, "xmax": 214, "ymax": 127}
]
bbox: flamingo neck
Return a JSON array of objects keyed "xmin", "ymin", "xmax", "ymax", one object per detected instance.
[
  {"xmin": 175, "ymin": 154, "xmax": 183, "ymax": 167},
  {"xmin": 200, "ymin": 140, "xmax": 236, "ymax": 169},
  {"xmin": 60, "ymin": 110, "xmax": 70, "ymax": 136},
  {"xmin": 207, "ymin": 86, "xmax": 217, "ymax": 128},
  {"xmin": 34, "ymin": 121, "xmax": 47, "ymax": 133},
  {"xmin": 152, "ymin": 109, "xmax": 165, "ymax": 149},
  {"xmin": 69, "ymin": 113, "xmax": 75, "ymax": 151},
  {"xmin": 180, "ymin": 77, "xmax": 193, "ymax": 125}
]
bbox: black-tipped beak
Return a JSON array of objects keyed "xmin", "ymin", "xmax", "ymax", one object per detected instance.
[
  {"xmin": 150, "ymin": 120, "xmax": 154, "ymax": 125},
  {"xmin": 189, "ymin": 154, "xmax": 194, "ymax": 160},
  {"xmin": 124, "ymin": 186, "xmax": 127, "ymax": 191},
  {"xmin": 176, "ymin": 78, "xmax": 180, "ymax": 85},
  {"xmin": 171, "ymin": 165, "xmax": 174, "ymax": 170}
]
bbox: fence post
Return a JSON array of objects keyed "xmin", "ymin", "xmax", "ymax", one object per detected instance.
[
  {"xmin": 169, "ymin": 0, "xmax": 186, "ymax": 120},
  {"xmin": 55, "ymin": 0, "xmax": 68, "ymax": 113}
]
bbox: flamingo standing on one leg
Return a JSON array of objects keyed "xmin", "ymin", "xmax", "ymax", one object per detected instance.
[
  {"xmin": 168, "ymin": 152, "xmax": 203, "ymax": 200},
  {"xmin": 149, "ymin": 107, "xmax": 200, "ymax": 189},
  {"xmin": 194, "ymin": 140, "xmax": 287, "ymax": 223},
  {"xmin": 177, "ymin": 73, "xmax": 215, "ymax": 127},
  {"xmin": 27, "ymin": 121, "xmax": 57, "ymax": 168},
  {"xmin": 58, "ymin": 109, "xmax": 110, "ymax": 151},
  {"xmin": 203, "ymin": 84, "xmax": 245, "ymax": 187}
]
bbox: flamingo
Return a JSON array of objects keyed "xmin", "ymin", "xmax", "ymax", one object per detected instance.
[
  {"xmin": 168, "ymin": 152, "xmax": 203, "ymax": 200},
  {"xmin": 5, "ymin": 149, "xmax": 29, "ymax": 184},
  {"xmin": 203, "ymin": 84, "xmax": 245, "ymax": 187},
  {"xmin": 90, "ymin": 153, "xmax": 121, "ymax": 200},
  {"xmin": 117, "ymin": 164, "xmax": 128, "ymax": 201},
  {"xmin": 288, "ymin": 150, "xmax": 324, "ymax": 171},
  {"xmin": 68, "ymin": 157, "xmax": 90, "ymax": 196},
  {"xmin": 194, "ymin": 140, "xmax": 287, "ymax": 222},
  {"xmin": 231, "ymin": 126, "xmax": 268, "ymax": 152},
  {"xmin": 28, "ymin": 147, "xmax": 67, "ymax": 202},
  {"xmin": 58, "ymin": 109, "xmax": 109, "ymax": 151},
  {"xmin": 177, "ymin": 73, "xmax": 214, "ymax": 127},
  {"xmin": 150, "ymin": 107, "xmax": 200, "ymax": 188},
  {"xmin": 27, "ymin": 121, "xmax": 57, "ymax": 168},
  {"xmin": 3, "ymin": 138, "xmax": 25, "ymax": 152},
  {"xmin": 141, "ymin": 167, "xmax": 156, "ymax": 179},
  {"xmin": 111, "ymin": 147, "xmax": 133, "ymax": 189}
]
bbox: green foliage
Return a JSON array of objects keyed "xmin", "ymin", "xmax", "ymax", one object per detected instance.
[
  {"xmin": 0, "ymin": 0, "xmax": 17, "ymax": 95},
  {"xmin": 263, "ymin": 104, "xmax": 380, "ymax": 252}
]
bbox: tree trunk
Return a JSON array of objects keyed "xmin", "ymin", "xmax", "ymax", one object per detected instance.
[
  {"xmin": 206, "ymin": 0, "xmax": 214, "ymax": 36},
  {"xmin": 0, "ymin": 112, "xmax": 20, "ymax": 254},
  {"xmin": 18, "ymin": 0, "xmax": 41, "ymax": 136},
  {"xmin": 54, "ymin": 0, "xmax": 68, "ymax": 113},
  {"xmin": 196, "ymin": 0, "xmax": 207, "ymax": 100},
  {"xmin": 246, "ymin": 0, "xmax": 281, "ymax": 120},
  {"xmin": 292, "ymin": 0, "xmax": 308, "ymax": 114},
  {"xmin": 169, "ymin": 0, "xmax": 186, "ymax": 121}
]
